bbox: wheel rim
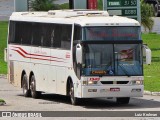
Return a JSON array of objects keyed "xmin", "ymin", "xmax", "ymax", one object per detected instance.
[
  {"xmin": 70, "ymin": 85, "xmax": 74, "ymax": 103},
  {"xmin": 30, "ymin": 80, "xmax": 35, "ymax": 97},
  {"xmin": 23, "ymin": 76, "xmax": 28, "ymax": 95},
  {"xmin": 23, "ymin": 82, "xmax": 27, "ymax": 94}
]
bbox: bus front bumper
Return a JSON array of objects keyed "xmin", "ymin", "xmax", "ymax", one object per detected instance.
[{"xmin": 81, "ymin": 85, "xmax": 143, "ymax": 98}]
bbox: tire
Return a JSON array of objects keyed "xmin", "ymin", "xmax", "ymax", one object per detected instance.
[
  {"xmin": 116, "ymin": 97, "xmax": 130, "ymax": 104},
  {"xmin": 30, "ymin": 75, "xmax": 41, "ymax": 99},
  {"xmin": 69, "ymin": 82, "xmax": 79, "ymax": 105},
  {"xmin": 22, "ymin": 74, "xmax": 31, "ymax": 97}
]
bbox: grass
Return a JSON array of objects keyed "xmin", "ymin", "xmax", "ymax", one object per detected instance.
[
  {"xmin": 0, "ymin": 22, "xmax": 160, "ymax": 92},
  {"xmin": 142, "ymin": 33, "xmax": 160, "ymax": 92},
  {"xmin": 59, "ymin": 3, "xmax": 69, "ymax": 9},
  {"xmin": 0, "ymin": 21, "xmax": 7, "ymax": 74}
]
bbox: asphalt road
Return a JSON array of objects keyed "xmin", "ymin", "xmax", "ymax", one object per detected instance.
[
  {"xmin": 0, "ymin": 76, "xmax": 160, "ymax": 120},
  {"xmin": 0, "ymin": 0, "xmax": 14, "ymax": 21},
  {"xmin": 54, "ymin": 0, "xmax": 68, "ymax": 4}
]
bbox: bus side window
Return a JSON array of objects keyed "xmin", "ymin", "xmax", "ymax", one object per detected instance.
[
  {"xmin": 8, "ymin": 21, "xmax": 15, "ymax": 44},
  {"xmin": 61, "ymin": 24, "xmax": 72, "ymax": 50},
  {"xmin": 21, "ymin": 22, "xmax": 32, "ymax": 45},
  {"xmin": 32, "ymin": 23, "xmax": 41, "ymax": 46},
  {"xmin": 15, "ymin": 22, "xmax": 23, "ymax": 44},
  {"xmin": 53, "ymin": 24, "xmax": 61, "ymax": 48},
  {"xmin": 9, "ymin": 21, "xmax": 32, "ymax": 45},
  {"xmin": 41, "ymin": 23, "xmax": 52, "ymax": 47}
]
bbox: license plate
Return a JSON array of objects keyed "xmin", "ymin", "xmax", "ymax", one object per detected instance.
[{"xmin": 110, "ymin": 88, "xmax": 120, "ymax": 92}]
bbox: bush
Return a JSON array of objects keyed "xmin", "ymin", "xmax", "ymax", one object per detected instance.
[
  {"xmin": 141, "ymin": 0, "xmax": 154, "ymax": 32},
  {"xmin": 30, "ymin": 0, "xmax": 59, "ymax": 11}
]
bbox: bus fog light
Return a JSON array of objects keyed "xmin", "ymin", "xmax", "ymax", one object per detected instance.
[
  {"xmin": 82, "ymin": 81, "xmax": 87, "ymax": 85},
  {"xmin": 131, "ymin": 89, "xmax": 141, "ymax": 92},
  {"xmin": 88, "ymin": 89, "xmax": 97, "ymax": 92}
]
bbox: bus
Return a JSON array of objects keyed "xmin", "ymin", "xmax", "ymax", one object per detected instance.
[{"xmin": 6, "ymin": 10, "xmax": 151, "ymax": 105}]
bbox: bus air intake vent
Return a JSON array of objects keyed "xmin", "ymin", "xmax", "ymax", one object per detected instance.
[{"xmin": 101, "ymin": 81, "xmax": 129, "ymax": 84}]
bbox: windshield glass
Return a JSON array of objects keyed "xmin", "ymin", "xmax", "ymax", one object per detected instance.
[
  {"xmin": 114, "ymin": 44, "xmax": 142, "ymax": 76},
  {"xmin": 82, "ymin": 44, "xmax": 142, "ymax": 76},
  {"xmin": 84, "ymin": 27, "xmax": 141, "ymax": 41}
]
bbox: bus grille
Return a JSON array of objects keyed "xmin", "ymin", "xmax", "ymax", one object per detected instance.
[{"xmin": 101, "ymin": 81, "xmax": 129, "ymax": 84}]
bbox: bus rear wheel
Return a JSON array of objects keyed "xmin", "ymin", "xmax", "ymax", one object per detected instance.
[
  {"xmin": 116, "ymin": 97, "xmax": 130, "ymax": 104},
  {"xmin": 69, "ymin": 82, "xmax": 79, "ymax": 105},
  {"xmin": 30, "ymin": 75, "xmax": 41, "ymax": 99},
  {"xmin": 22, "ymin": 74, "xmax": 30, "ymax": 97}
]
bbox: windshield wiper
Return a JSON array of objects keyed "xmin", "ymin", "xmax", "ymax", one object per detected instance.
[{"xmin": 118, "ymin": 64, "xmax": 131, "ymax": 77}]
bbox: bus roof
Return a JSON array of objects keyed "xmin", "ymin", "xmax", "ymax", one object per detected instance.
[{"xmin": 10, "ymin": 10, "xmax": 140, "ymax": 27}]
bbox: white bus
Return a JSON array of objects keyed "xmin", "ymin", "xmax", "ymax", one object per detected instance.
[{"xmin": 6, "ymin": 10, "xmax": 151, "ymax": 105}]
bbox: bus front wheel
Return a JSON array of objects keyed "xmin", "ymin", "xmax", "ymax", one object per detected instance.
[
  {"xmin": 69, "ymin": 82, "xmax": 79, "ymax": 105},
  {"xmin": 30, "ymin": 75, "xmax": 41, "ymax": 99},
  {"xmin": 116, "ymin": 97, "xmax": 130, "ymax": 104},
  {"xmin": 22, "ymin": 74, "xmax": 30, "ymax": 97}
]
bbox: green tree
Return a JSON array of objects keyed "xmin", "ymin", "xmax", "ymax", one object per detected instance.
[
  {"xmin": 30, "ymin": 0, "xmax": 58, "ymax": 11},
  {"xmin": 141, "ymin": 0, "xmax": 154, "ymax": 32}
]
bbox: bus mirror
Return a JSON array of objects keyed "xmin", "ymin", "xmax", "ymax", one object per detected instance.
[
  {"xmin": 143, "ymin": 44, "xmax": 151, "ymax": 65},
  {"xmin": 4, "ymin": 48, "xmax": 8, "ymax": 62},
  {"xmin": 76, "ymin": 44, "xmax": 82, "ymax": 64}
]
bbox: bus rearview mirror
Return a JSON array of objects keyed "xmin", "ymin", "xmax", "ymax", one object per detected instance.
[
  {"xmin": 76, "ymin": 44, "xmax": 82, "ymax": 64},
  {"xmin": 143, "ymin": 44, "xmax": 151, "ymax": 65}
]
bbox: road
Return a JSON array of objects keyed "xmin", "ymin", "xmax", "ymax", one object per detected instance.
[
  {"xmin": 54, "ymin": 0, "xmax": 68, "ymax": 4},
  {"xmin": 0, "ymin": 0, "xmax": 14, "ymax": 21},
  {"xmin": 0, "ymin": 76, "xmax": 160, "ymax": 120}
]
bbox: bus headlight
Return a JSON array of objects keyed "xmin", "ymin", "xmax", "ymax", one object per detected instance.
[
  {"xmin": 131, "ymin": 80, "xmax": 143, "ymax": 85},
  {"xmin": 88, "ymin": 80, "xmax": 97, "ymax": 85},
  {"xmin": 82, "ymin": 80, "xmax": 98, "ymax": 85}
]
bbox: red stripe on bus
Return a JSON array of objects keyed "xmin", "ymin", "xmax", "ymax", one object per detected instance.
[
  {"xmin": 12, "ymin": 46, "xmax": 66, "ymax": 60},
  {"xmin": 12, "ymin": 49, "xmax": 67, "ymax": 63}
]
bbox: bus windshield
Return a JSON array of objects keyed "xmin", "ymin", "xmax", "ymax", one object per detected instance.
[
  {"xmin": 81, "ymin": 26, "xmax": 142, "ymax": 76},
  {"xmin": 84, "ymin": 26, "xmax": 141, "ymax": 41},
  {"xmin": 82, "ymin": 44, "xmax": 143, "ymax": 76}
]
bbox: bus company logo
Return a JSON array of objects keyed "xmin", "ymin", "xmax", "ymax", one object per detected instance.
[
  {"xmin": 2, "ymin": 112, "xmax": 11, "ymax": 117},
  {"xmin": 90, "ymin": 78, "xmax": 100, "ymax": 81}
]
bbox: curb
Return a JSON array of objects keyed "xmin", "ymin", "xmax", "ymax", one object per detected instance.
[
  {"xmin": 144, "ymin": 91, "xmax": 160, "ymax": 96},
  {"xmin": 0, "ymin": 74, "xmax": 7, "ymax": 79}
]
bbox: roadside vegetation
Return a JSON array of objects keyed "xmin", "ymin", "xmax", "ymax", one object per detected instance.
[
  {"xmin": 0, "ymin": 99, "xmax": 5, "ymax": 102},
  {"xmin": 141, "ymin": 0, "xmax": 154, "ymax": 32},
  {"xmin": 0, "ymin": 21, "xmax": 7, "ymax": 74},
  {"xmin": 30, "ymin": 0, "xmax": 59, "ymax": 11},
  {"xmin": 0, "ymin": 99, "xmax": 6, "ymax": 105},
  {"xmin": 142, "ymin": 33, "xmax": 160, "ymax": 92},
  {"xmin": 0, "ymin": 22, "xmax": 160, "ymax": 92}
]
